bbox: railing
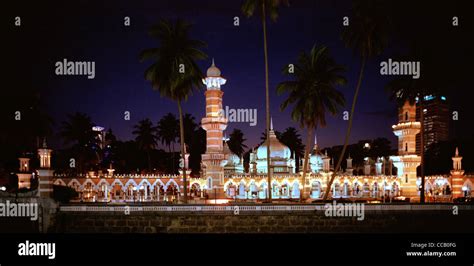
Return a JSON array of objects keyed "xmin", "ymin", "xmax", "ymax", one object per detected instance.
[{"xmin": 59, "ymin": 204, "xmax": 474, "ymax": 213}]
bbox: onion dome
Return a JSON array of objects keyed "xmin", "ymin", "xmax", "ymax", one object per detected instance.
[
  {"xmin": 206, "ymin": 58, "xmax": 221, "ymax": 77},
  {"xmin": 256, "ymin": 118, "xmax": 291, "ymax": 160}
]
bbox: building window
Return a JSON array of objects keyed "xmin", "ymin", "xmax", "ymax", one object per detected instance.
[
  {"xmin": 405, "ymin": 112, "xmax": 408, "ymax": 121},
  {"xmin": 405, "ymin": 143, "xmax": 408, "ymax": 152}
]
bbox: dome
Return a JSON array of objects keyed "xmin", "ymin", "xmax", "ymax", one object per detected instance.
[
  {"xmin": 228, "ymin": 153, "xmax": 241, "ymax": 165},
  {"xmin": 256, "ymin": 130, "xmax": 291, "ymax": 160},
  {"xmin": 223, "ymin": 141, "xmax": 240, "ymax": 165},
  {"xmin": 206, "ymin": 59, "xmax": 221, "ymax": 77},
  {"xmin": 310, "ymin": 151, "xmax": 324, "ymax": 166}
]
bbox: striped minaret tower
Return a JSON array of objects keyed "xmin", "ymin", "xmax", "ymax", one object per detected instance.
[
  {"xmin": 201, "ymin": 59, "xmax": 228, "ymax": 198},
  {"xmin": 450, "ymin": 147, "xmax": 465, "ymax": 198},
  {"xmin": 391, "ymin": 101, "xmax": 421, "ymax": 198},
  {"xmin": 37, "ymin": 139, "xmax": 53, "ymax": 198}
]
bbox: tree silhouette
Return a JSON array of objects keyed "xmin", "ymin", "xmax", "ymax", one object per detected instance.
[
  {"xmin": 132, "ymin": 119, "xmax": 158, "ymax": 172},
  {"xmin": 140, "ymin": 19, "xmax": 207, "ymax": 203},
  {"xmin": 228, "ymin": 128, "xmax": 248, "ymax": 157},
  {"xmin": 278, "ymin": 44, "xmax": 346, "ymax": 201}
]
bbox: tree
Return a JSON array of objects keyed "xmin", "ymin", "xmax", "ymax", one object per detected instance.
[
  {"xmin": 183, "ymin": 113, "xmax": 198, "ymax": 146},
  {"xmin": 140, "ymin": 19, "xmax": 207, "ymax": 203},
  {"xmin": 157, "ymin": 113, "xmax": 179, "ymax": 153},
  {"xmin": 102, "ymin": 128, "xmax": 117, "ymax": 168},
  {"xmin": 228, "ymin": 128, "xmax": 248, "ymax": 157},
  {"xmin": 242, "ymin": 0, "xmax": 289, "ymax": 202},
  {"xmin": 156, "ymin": 113, "xmax": 179, "ymax": 173},
  {"xmin": 279, "ymin": 127, "xmax": 304, "ymax": 172},
  {"xmin": 277, "ymin": 44, "xmax": 346, "ymax": 201},
  {"xmin": 188, "ymin": 128, "xmax": 207, "ymax": 176},
  {"xmin": 60, "ymin": 112, "xmax": 97, "ymax": 172},
  {"xmin": 132, "ymin": 119, "xmax": 158, "ymax": 172},
  {"xmin": 323, "ymin": 0, "xmax": 389, "ymax": 200}
]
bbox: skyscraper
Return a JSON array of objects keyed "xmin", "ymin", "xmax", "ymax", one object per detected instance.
[{"xmin": 416, "ymin": 95, "xmax": 449, "ymax": 154}]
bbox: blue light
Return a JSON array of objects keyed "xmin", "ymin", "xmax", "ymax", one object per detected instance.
[
  {"xmin": 424, "ymin": 95, "xmax": 434, "ymax": 101},
  {"xmin": 441, "ymin": 96, "xmax": 446, "ymax": 101}
]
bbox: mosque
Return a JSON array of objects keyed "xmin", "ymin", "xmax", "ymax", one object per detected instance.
[{"xmin": 20, "ymin": 61, "xmax": 473, "ymax": 203}]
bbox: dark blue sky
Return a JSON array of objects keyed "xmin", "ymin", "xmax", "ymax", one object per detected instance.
[{"xmin": 9, "ymin": 0, "xmax": 472, "ymax": 151}]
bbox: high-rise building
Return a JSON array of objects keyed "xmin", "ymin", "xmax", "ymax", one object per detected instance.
[{"xmin": 416, "ymin": 95, "xmax": 449, "ymax": 154}]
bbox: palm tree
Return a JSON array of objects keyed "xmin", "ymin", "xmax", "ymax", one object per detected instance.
[
  {"xmin": 132, "ymin": 119, "xmax": 158, "ymax": 172},
  {"xmin": 228, "ymin": 128, "xmax": 248, "ymax": 157},
  {"xmin": 140, "ymin": 19, "xmax": 207, "ymax": 203},
  {"xmin": 242, "ymin": 0, "xmax": 289, "ymax": 201},
  {"xmin": 277, "ymin": 44, "xmax": 346, "ymax": 201},
  {"xmin": 323, "ymin": 0, "xmax": 389, "ymax": 200},
  {"xmin": 157, "ymin": 113, "xmax": 179, "ymax": 153},
  {"xmin": 60, "ymin": 113, "xmax": 95, "ymax": 147},
  {"xmin": 60, "ymin": 112, "xmax": 97, "ymax": 172},
  {"xmin": 279, "ymin": 127, "xmax": 304, "ymax": 172},
  {"xmin": 183, "ymin": 113, "xmax": 198, "ymax": 146}
]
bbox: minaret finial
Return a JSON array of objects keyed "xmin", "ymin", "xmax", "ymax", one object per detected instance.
[
  {"xmin": 212, "ymin": 58, "xmax": 215, "ymax": 67},
  {"xmin": 270, "ymin": 117, "xmax": 274, "ymax": 131},
  {"xmin": 42, "ymin": 138, "xmax": 47, "ymax": 148},
  {"xmin": 455, "ymin": 147, "xmax": 459, "ymax": 157}
]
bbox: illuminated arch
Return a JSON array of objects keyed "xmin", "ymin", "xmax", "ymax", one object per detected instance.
[
  {"xmin": 151, "ymin": 179, "xmax": 165, "ymax": 189},
  {"xmin": 124, "ymin": 179, "xmax": 138, "ymax": 190},
  {"xmin": 165, "ymin": 179, "xmax": 180, "ymax": 192},
  {"xmin": 462, "ymin": 179, "xmax": 472, "ymax": 194},
  {"xmin": 82, "ymin": 179, "xmax": 97, "ymax": 190},
  {"xmin": 53, "ymin": 179, "xmax": 66, "ymax": 186},
  {"xmin": 67, "ymin": 179, "xmax": 81, "ymax": 191},
  {"xmin": 110, "ymin": 179, "xmax": 124, "ymax": 188},
  {"xmin": 138, "ymin": 179, "xmax": 152, "ymax": 189},
  {"xmin": 223, "ymin": 179, "xmax": 235, "ymax": 191},
  {"xmin": 97, "ymin": 179, "xmax": 110, "ymax": 190},
  {"xmin": 424, "ymin": 180, "xmax": 434, "ymax": 192}
]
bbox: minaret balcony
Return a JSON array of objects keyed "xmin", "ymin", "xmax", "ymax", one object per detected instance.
[{"xmin": 392, "ymin": 121, "xmax": 421, "ymax": 131}]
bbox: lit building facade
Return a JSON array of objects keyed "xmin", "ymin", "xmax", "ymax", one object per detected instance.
[
  {"xmin": 49, "ymin": 63, "xmax": 472, "ymax": 203},
  {"xmin": 416, "ymin": 95, "xmax": 450, "ymax": 154}
]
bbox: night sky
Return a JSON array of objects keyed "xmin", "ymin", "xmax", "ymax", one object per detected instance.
[{"xmin": 5, "ymin": 0, "xmax": 473, "ymax": 151}]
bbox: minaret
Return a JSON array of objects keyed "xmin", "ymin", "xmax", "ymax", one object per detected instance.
[
  {"xmin": 390, "ymin": 101, "xmax": 421, "ymax": 198},
  {"xmin": 201, "ymin": 60, "xmax": 228, "ymax": 198},
  {"xmin": 451, "ymin": 147, "xmax": 465, "ymax": 198},
  {"xmin": 37, "ymin": 138, "xmax": 54, "ymax": 198}
]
